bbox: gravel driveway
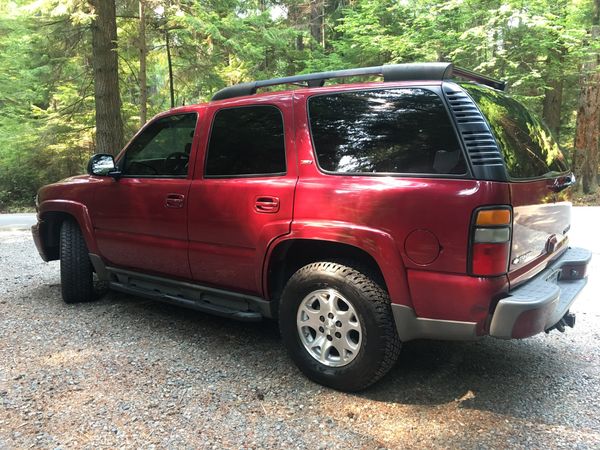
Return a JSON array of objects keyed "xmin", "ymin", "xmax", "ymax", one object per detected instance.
[{"xmin": 1, "ymin": 208, "xmax": 599, "ymax": 448}]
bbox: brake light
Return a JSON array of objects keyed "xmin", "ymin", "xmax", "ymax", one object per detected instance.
[{"xmin": 470, "ymin": 207, "xmax": 512, "ymax": 276}]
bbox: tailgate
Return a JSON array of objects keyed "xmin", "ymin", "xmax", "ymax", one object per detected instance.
[
  {"xmin": 461, "ymin": 83, "xmax": 573, "ymax": 285},
  {"xmin": 510, "ymin": 179, "xmax": 571, "ymax": 283}
]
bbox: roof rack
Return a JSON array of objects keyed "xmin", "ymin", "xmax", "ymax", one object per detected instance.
[{"xmin": 210, "ymin": 62, "xmax": 506, "ymax": 101}]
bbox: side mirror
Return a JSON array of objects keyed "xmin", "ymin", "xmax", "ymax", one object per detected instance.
[{"xmin": 87, "ymin": 154, "xmax": 120, "ymax": 177}]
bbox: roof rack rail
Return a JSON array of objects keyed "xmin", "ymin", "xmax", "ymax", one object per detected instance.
[
  {"xmin": 451, "ymin": 66, "xmax": 506, "ymax": 91},
  {"xmin": 210, "ymin": 62, "xmax": 506, "ymax": 101}
]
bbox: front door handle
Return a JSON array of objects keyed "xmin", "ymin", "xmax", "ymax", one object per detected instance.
[
  {"xmin": 255, "ymin": 196, "xmax": 280, "ymax": 213},
  {"xmin": 165, "ymin": 193, "xmax": 185, "ymax": 208}
]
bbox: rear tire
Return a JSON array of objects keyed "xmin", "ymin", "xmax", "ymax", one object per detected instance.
[
  {"xmin": 279, "ymin": 261, "xmax": 401, "ymax": 392},
  {"xmin": 59, "ymin": 220, "xmax": 94, "ymax": 304}
]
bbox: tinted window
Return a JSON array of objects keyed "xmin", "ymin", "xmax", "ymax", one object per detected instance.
[
  {"xmin": 122, "ymin": 113, "xmax": 197, "ymax": 177},
  {"xmin": 462, "ymin": 84, "xmax": 568, "ymax": 179},
  {"xmin": 308, "ymin": 88, "xmax": 466, "ymax": 175},
  {"xmin": 205, "ymin": 106, "xmax": 286, "ymax": 177}
]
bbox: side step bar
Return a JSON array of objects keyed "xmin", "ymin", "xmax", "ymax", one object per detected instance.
[{"xmin": 89, "ymin": 254, "xmax": 272, "ymax": 321}]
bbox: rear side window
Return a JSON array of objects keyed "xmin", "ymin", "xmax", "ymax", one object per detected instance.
[
  {"xmin": 205, "ymin": 105, "xmax": 286, "ymax": 177},
  {"xmin": 308, "ymin": 88, "xmax": 466, "ymax": 175},
  {"xmin": 462, "ymin": 84, "xmax": 568, "ymax": 179}
]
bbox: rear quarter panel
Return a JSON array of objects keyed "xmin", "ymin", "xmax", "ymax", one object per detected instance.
[{"xmin": 292, "ymin": 89, "xmax": 511, "ymax": 312}]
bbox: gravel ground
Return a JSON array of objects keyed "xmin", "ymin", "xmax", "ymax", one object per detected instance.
[{"xmin": 0, "ymin": 208, "xmax": 599, "ymax": 449}]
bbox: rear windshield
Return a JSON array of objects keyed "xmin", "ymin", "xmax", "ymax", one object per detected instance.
[
  {"xmin": 308, "ymin": 88, "xmax": 467, "ymax": 175},
  {"xmin": 462, "ymin": 84, "xmax": 568, "ymax": 179}
]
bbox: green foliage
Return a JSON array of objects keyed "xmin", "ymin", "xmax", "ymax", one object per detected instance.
[
  {"xmin": 0, "ymin": 0, "xmax": 596, "ymax": 209},
  {"xmin": 0, "ymin": 0, "xmax": 94, "ymax": 209}
]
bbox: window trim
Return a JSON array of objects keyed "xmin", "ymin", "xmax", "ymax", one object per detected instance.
[
  {"xmin": 117, "ymin": 112, "xmax": 198, "ymax": 179},
  {"xmin": 203, "ymin": 104, "xmax": 287, "ymax": 179},
  {"xmin": 306, "ymin": 86, "xmax": 470, "ymax": 179}
]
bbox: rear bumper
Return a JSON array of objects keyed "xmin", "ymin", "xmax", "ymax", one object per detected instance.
[{"xmin": 489, "ymin": 247, "xmax": 591, "ymax": 339}]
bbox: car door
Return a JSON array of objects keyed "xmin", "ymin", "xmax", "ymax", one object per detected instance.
[
  {"xmin": 187, "ymin": 95, "xmax": 297, "ymax": 295},
  {"xmin": 90, "ymin": 111, "xmax": 200, "ymax": 279}
]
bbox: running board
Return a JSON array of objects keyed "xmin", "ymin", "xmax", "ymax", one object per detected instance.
[{"xmin": 105, "ymin": 266, "xmax": 272, "ymax": 321}]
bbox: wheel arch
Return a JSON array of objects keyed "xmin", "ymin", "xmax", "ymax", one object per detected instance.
[
  {"xmin": 264, "ymin": 230, "xmax": 411, "ymax": 313},
  {"xmin": 37, "ymin": 200, "xmax": 98, "ymax": 261}
]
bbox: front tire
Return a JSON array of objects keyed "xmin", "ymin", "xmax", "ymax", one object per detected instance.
[
  {"xmin": 59, "ymin": 220, "xmax": 94, "ymax": 304},
  {"xmin": 279, "ymin": 261, "xmax": 401, "ymax": 392}
]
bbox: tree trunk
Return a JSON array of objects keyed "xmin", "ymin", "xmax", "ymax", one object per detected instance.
[
  {"xmin": 138, "ymin": 0, "xmax": 147, "ymax": 126},
  {"xmin": 288, "ymin": 2, "xmax": 304, "ymax": 52},
  {"xmin": 542, "ymin": 77, "xmax": 563, "ymax": 139},
  {"xmin": 165, "ymin": 27, "xmax": 175, "ymax": 108},
  {"xmin": 90, "ymin": 0, "xmax": 124, "ymax": 155},
  {"xmin": 542, "ymin": 12, "xmax": 566, "ymax": 140},
  {"xmin": 573, "ymin": 0, "xmax": 600, "ymax": 194},
  {"xmin": 309, "ymin": 0, "xmax": 324, "ymax": 48},
  {"xmin": 321, "ymin": 0, "xmax": 325, "ymax": 48}
]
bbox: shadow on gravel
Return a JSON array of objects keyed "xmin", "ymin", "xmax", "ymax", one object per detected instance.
[
  {"xmin": 100, "ymin": 289, "xmax": 283, "ymax": 345},
  {"xmin": 361, "ymin": 336, "xmax": 588, "ymax": 424},
  {"xmin": 35, "ymin": 283, "xmax": 589, "ymax": 426}
]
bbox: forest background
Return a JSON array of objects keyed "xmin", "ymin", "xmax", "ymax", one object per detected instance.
[{"xmin": 0, "ymin": 0, "xmax": 598, "ymax": 210}]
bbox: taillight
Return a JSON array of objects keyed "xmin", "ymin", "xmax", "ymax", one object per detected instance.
[{"xmin": 469, "ymin": 207, "xmax": 512, "ymax": 276}]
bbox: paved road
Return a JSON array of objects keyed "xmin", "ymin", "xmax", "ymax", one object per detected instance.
[
  {"xmin": 0, "ymin": 208, "xmax": 598, "ymax": 448},
  {"xmin": 0, "ymin": 213, "xmax": 37, "ymax": 231},
  {"xmin": 570, "ymin": 206, "xmax": 600, "ymax": 254}
]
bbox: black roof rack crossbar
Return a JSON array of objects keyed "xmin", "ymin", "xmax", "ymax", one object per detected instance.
[{"xmin": 210, "ymin": 62, "xmax": 506, "ymax": 101}]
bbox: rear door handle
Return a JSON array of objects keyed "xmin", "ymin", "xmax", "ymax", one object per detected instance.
[
  {"xmin": 255, "ymin": 196, "xmax": 280, "ymax": 213},
  {"xmin": 165, "ymin": 193, "xmax": 185, "ymax": 208}
]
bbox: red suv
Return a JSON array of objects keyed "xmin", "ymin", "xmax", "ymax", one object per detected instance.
[{"xmin": 32, "ymin": 63, "xmax": 591, "ymax": 391}]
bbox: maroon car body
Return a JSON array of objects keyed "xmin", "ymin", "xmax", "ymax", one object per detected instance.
[{"xmin": 32, "ymin": 63, "xmax": 591, "ymax": 390}]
